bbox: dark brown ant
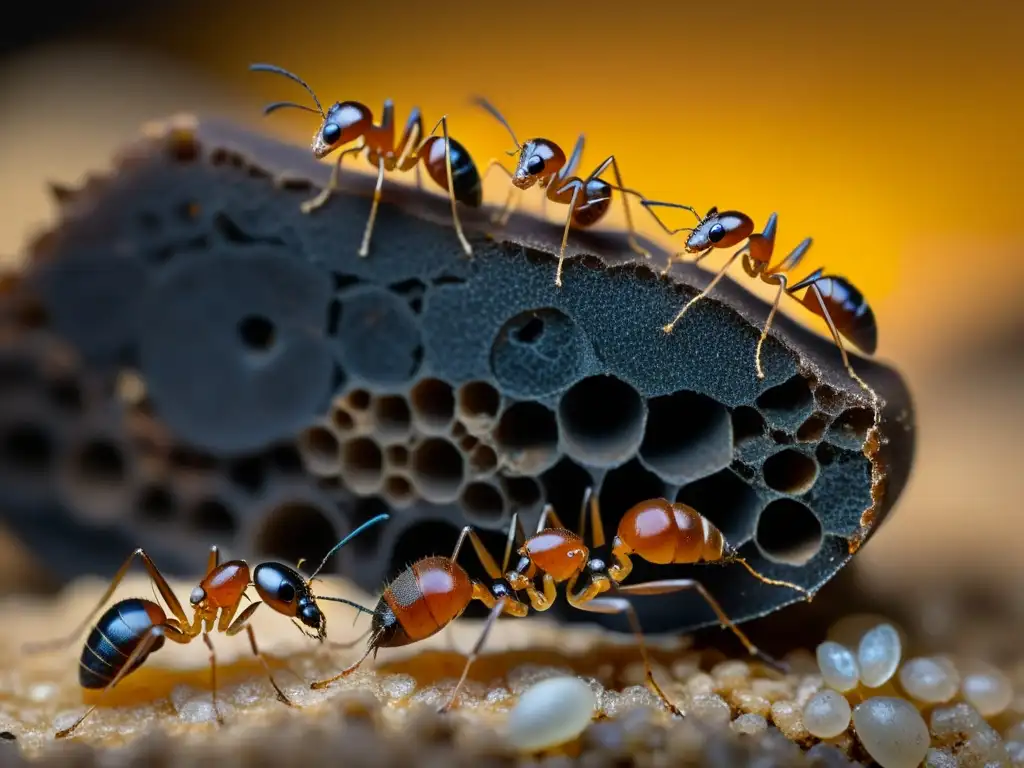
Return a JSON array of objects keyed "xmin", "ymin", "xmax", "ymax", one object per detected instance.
[
  {"xmin": 472, "ymin": 97, "xmax": 650, "ymax": 287},
  {"xmin": 24, "ymin": 513, "xmax": 389, "ymax": 738},
  {"xmin": 250, "ymin": 63, "xmax": 481, "ymax": 258},
  {"xmin": 313, "ymin": 491, "xmax": 808, "ymax": 714},
  {"xmin": 641, "ymin": 202, "xmax": 880, "ymax": 397}
]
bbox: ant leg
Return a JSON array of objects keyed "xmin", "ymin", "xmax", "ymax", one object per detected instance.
[
  {"xmin": 663, "ymin": 246, "xmax": 746, "ymax": 334},
  {"xmin": 358, "ymin": 157, "xmax": 387, "ymax": 257},
  {"xmin": 55, "ymin": 626, "xmax": 170, "ymax": 738},
  {"xmin": 301, "ymin": 144, "xmax": 364, "ymax": 215},
  {"xmin": 224, "ymin": 602, "xmax": 294, "ymax": 706},
  {"xmin": 570, "ymin": 595, "xmax": 682, "ymax": 717},
  {"xmin": 24, "ymin": 548, "xmax": 188, "ymax": 654},
  {"xmin": 480, "ymin": 159, "xmax": 517, "ymax": 225},
  {"xmin": 536, "ymin": 502, "xmax": 571, "ymax": 533},
  {"xmin": 554, "ymin": 181, "xmax": 583, "ymax": 288},
  {"xmin": 589, "ymin": 155, "xmax": 651, "ymax": 261},
  {"xmin": 206, "ymin": 545, "xmax": 220, "ymax": 572},
  {"xmin": 439, "ymin": 597, "xmax": 507, "ymax": 713},
  {"xmin": 755, "ymin": 278, "xmax": 787, "ymax": 380},
  {"xmin": 614, "ymin": 579, "xmax": 788, "ymax": 672},
  {"xmin": 202, "ymin": 633, "xmax": 226, "ymax": 725},
  {"xmin": 450, "ymin": 525, "xmax": 502, "ymax": 579},
  {"xmin": 413, "ymin": 116, "xmax": 473, "ymax": 257},
  {"xmin": 310, "ymin": 631, "xmax": 382, "ymax": 689}
]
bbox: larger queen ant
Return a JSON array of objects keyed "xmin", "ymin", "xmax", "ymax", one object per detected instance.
[
  {"xmin": 250, "ymin": 63, "xmax": 481, "ymax": 258},
  {"xmin": 312, "ymin": 491, "xmax": 809, "ymax": 715},
  {"xmin": 24, "ymin": 514, "xmax": 389, "ymax": 738},
  {"xmin": 640, "ymin": 202, "xmax": 880, "ymax": 401},
  {"xmin": 472, "ymin": 97, "xmax": 651, "ymax": 287}
]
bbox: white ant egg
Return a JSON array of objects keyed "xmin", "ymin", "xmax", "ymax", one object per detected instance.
[
  {"xmin": 506, "ymin": 675, "xmax": 597, "ymax": 752},
  {"xmin": 816, "ymin": 641, "xmax": 860, "ymax": 692},
  {"xmin": 858, "ymin": 623, "xmax": 901, "ymax": 688}
]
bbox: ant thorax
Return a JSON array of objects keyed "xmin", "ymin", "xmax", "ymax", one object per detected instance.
[{"xmin": 584, "ymin": 544, "xmax": 613, "ymax": 582}]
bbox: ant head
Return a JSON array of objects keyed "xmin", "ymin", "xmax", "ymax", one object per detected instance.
[
  {"xmin": 685, "ymin": 208, "xmax": 755, "ymax": 253},
  {"xmin": 489, "ymin": 578, "xmax": 517, "ymax": 603},
  {"xmin": 513, "ymin": 140, "xmax": 566, "ymax": 190},
  {"xmin": 312, "ymin": 102, "xmax": 372, "ymax": 159},
  {"xmin": 298, "ymin": 598, "xmax": 324, "ymax": 636},
  {"xmin": 189, "ymin": 586, "xmax": 207, "ymax": 607}
]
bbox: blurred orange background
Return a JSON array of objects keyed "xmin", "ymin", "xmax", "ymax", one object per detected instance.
[{"xmin": 1, "ymin": 0, "xmax": 1022, "ymax": 594}]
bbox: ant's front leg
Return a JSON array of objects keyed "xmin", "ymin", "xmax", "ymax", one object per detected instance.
[{"xmin": 301, "ymin": 144, "xmax": 366, "ymax": 215}]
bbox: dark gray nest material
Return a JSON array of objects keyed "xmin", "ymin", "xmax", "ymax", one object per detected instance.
[{"xmin": 0, "ymin": 116, "xmax": 914, "ymax": 634}]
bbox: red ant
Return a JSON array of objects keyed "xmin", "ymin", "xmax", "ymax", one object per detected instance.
[
  {"xmin": 24, "ymin": 513, "xmax": 388, "ymax": 738},
  {"xmin": 250, "ymin": 63, "xmax": 480, "ymax": 258},
  {"xmin": 312, "ymin": 491, "xmax": 809, "ymax": 714},
  {"xmin": 472, "ymin": 97, "xmax": 650, "ymax": 287},
  {"xmin": 640, "ymin": 202, "xmax": 880, "ymax": 398}
]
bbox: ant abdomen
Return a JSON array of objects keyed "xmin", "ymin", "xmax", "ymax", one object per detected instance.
[
  {"xmin": 421, "ymin": 136, "xmax": 483, "ymax": 208},
  {"xmin": 520, "ymin": 528, "xmax": 587, "ymax": 582},
  {"xmin": 571, "ymin": 178, "xmax": 613, "ymax": 227},
  {"xmin": 616, "ymin": 499, "xmax": 725, "ymax": 565},
  {"xmin": 383, "ymin": 556, "xmax": 473, "ymax": 644},
  {"xmin": 79, "ymin": 599, "xmax": 166, "ymax": 689},
  {"xmin": 800, "ymin": 275, "xmax": 878, "ymax": 354}
]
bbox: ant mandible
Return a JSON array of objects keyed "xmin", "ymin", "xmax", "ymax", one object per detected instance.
[
  {"xmin": 250, "ymin": 64, "xmax": 481, "ymax": 258},
  {"xmin": 641, "ymin": 202, "xmax": 879, "ymax": 398},
  {"xmin": 472, "ymin": 97, "xmax": 651, "ymax": 287},
  {"xmin": 24, "ymin": 513, "xmax": 389, "ymax": 738},
  {"xmin": 313, "ymin": 491, "xmax": 810, "ymax": 715}
]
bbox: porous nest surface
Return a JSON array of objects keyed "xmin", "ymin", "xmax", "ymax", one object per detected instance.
[
  {"xmin": 0, "ymin": 114, "xmax": 914, "ymax": 634},
  {"xmin": 1, "ymin": 575, "xmax": 1022, "ymax": 767}
]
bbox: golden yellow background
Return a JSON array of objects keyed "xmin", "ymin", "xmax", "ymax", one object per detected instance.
[{"xmin": 1, "ymin": 0, "xmax": 1022, "ymax": 594}]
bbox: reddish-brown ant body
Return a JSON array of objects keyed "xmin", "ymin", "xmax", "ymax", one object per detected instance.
[
  {"xmin": 25, "ymin": 514, "xmax": 388, "ymax": 738},
  {"xmin": 473, "ymin": 97, "xmax": 650, "ymax": 287},
  {"xmin": 641, "ymin": 202, "xmax": 879, "ymax": 397},
  {"xmin": 250, "ymin": 64, "xmax": 481, "ymax": 258},
  {"xmin": 313, "ymin": 493, "xmax": 808, "ymax": 715}
]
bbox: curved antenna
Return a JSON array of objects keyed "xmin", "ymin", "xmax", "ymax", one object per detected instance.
[
  {"xmin": 249, "ymin": 63, "xmax": 325, "ymax": 117},
  {"xmin": 471, "ymin": 96, "xmax": 521, "ymax": 151},
  {"xmin": 313, "ymin": 595, "xmax": 377, "ymax": 616},
  {"xmin": 263, "ymin": 101, "xmax": 322, "ymax": 117},
  {"xmin": 308, "ymin": 513, "xmax": 390, "ymax": 581}
]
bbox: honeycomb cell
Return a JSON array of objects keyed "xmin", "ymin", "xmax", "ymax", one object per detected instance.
[
  {"xmin": 459, "ymin": 434, "xmax": 479, "ymax": 452},
  {"xmin": 451, "ymin": 421, "xmax": 467, "ymax": 438},
  {"xmin": 797, "ymin": 413, "xmax": 829, "ymax": 442},
  {"xmin": 410, "ymin": 378, "xmax": 456, "ymax": 433},
  {"xmin": 494, "ymin": 401, "xmax": 559, "ymax": 475},
  {"xmin": 347, "ymin": 389, "xmax": 371, "ymax": 411},
  {"xmin": 732, "ymin": 406, "xmax": 767, "ymax": 444},
  {"xmin": 469, "ymin": 443, "xmax": 498, "ymax": 475},
  {"xmin": 383, "ymin": 475, "xmax": 414, "ymax": 507},
  {"xmin": 501, "ymin": 474, "xmax": 543, "ymax": 515},
  {"xmin": 598, "ymin": 460, "xmax": 666, "ymax": 544},
  {"xmin": 490, "ymin": 308, "xmax": 587, "ymax": 399},
  {"xmin": 0, "ymin": 419, "xmax": 54, "ymax": 482},
  {"xmin": 559, "ymin": 375, "xmax": 645, "ymax": 468},
  {"xmin": 331, "ymin": 405, "xmax": 355, "ymax": 433},
  {"xmin": 374, "ymin": 395, "xmax": 412, "ymax": 441},
  {"xmin": 253, "ymin": 500, "xmax": 339, "ymax": 572},
  {"xmin": 829, "ymin": 407, "xmax": 874, "ymax": 449},
  {"xmin": 388, "ymin": 519, "xmax": 459, "ymax": 581},
  {"xmin": 756, "ymin": 375, "xmax": 814, "ymax": 431},
  {"xmin": 298, "ymin": 423, "xmax": 341, "ymax": 478},
  {"xmin": 541, "ymin": 458, "xmax": 594, "ymax": 527},
  {"xmin": 385, "ymin": 444, "xmax": 409, "ymax": 469},
  {"xmin": 138, "ymin": 247, "xmax": 335, "ymax": 455},
  {"xmin": 135, "ymin": 483, "xmax": 177, "ymax": 525},
  {"xmin": 411, "ymin": 437, "xmax": 465, "ymax": 503},
  {"xmin": 62, "ymin": 435, "xmax": 131, "ymax": 524},
  {"xmin": 461, "ymin": 481, "xmax": 507, "ymax": 526},
  {"xmin": 676, "ymin": 469, "xmax": 761, "ymax": 545},
  {"xmin": 762, "ymin": 448, "xmax": 818, "ymax": 495},
  {"xmin": 227, "ymin": 456, "xmax": 267, "ymax": 495},
  {"xmin": 188, "ymin": 497, "xmax": 237, "ymax": 537},
  {"xmin": 639, "ymin": 391, "xmax": 732, "ymax": 484},
  {"xmin": 340, "ymin": 437, "xmax": 384, "ymax": 494},
  {"xmin": 334, "ymin": 286, "xmax": 423, "ymax": 385},
  {"xmin": 457, "ymin": 380, "xmax": 501, "ymax": 432},
  {"xmin": 755, "ymin": 498, "xmax": 823, "ymax": 566}
]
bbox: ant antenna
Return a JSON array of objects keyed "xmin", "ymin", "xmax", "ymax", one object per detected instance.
[
  {"xmin": 308, "ymin": 513, "xmax": 390, "ymax": 582},
  {"xmin": 723, "ymin": 547, "xmax": 813, "ymax": 601},
  {"xmin": 471, "ymin": 96, "xmax": 521, "ymax": 152},
  {"xmin": 578, "ymin": 487, "xmax": 592, "ymax": 541},
  {"xmin": 262, "ymin": 101, "xmax": 322, "ymax": 117},
  {"xmin": 249, "ymin": 63, "xmax": 325, "ymax": 118},
  {"xmin": 312, "ymin": 595, "xmax": 377, "ymax": 616}
]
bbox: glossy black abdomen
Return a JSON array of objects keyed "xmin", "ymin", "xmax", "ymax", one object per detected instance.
[
  {"xmin": 423, "ymin": 136, "xmax": 483, "ymax": 208},
  {"xmin": 79, "ymin": 598, "xmax": 167, "ymax": 689}
]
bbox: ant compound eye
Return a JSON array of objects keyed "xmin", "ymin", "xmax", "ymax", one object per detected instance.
[
  {"xmin": 526, "ymin": 155, "xmax": 545, "ymax": 176},
  {"xmin": 322, "ymin": 123, "xmax": 342, "ymax": 144},
  {"xmin": 708, "ymin": 223, "xmax": 726, "ymax": 243},
  {"xmin": 277, "ymin": 582, "xmax": 296, "ymax": 603}
]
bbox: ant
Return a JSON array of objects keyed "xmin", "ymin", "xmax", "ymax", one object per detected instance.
[
  {"xmin": 640, "ymin": 202, "xmax": 879, "ymax": 398},
  {"xmin": 24, "ymin": 513, "xmax": 389, "ymax": 738},
  {"xmin": 313, "ymin": 491, "xmax": 809, "ymax": 715},
  {"xmin": 473, "ymin": 97, "xmax": 651, "ymax": 287},
  {"xmin": 250, "ymin": 63, "xmax": 481, "ymax": 258}
]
